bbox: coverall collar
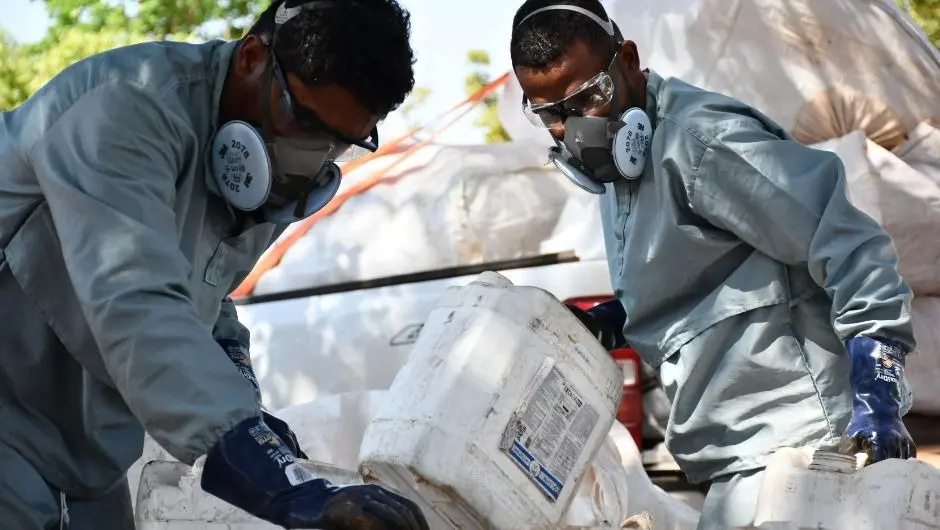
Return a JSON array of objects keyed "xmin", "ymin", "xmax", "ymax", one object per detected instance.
[{"xmin": 644, "ymin": 68, "xmax": 664, "ymax": 132}]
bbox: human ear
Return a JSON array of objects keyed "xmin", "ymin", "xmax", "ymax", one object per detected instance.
[
  {"xmin": 235, "ymin": 35, "xmax": 270, "ymax": 80},
  {"xmin": 617, "ymin": 40, "xmax": 641, "ymax": 75}
]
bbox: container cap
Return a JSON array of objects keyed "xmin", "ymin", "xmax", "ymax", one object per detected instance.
[{"xmin": 807, "ymin": 450, "xmax": 861, "ymax": 474}]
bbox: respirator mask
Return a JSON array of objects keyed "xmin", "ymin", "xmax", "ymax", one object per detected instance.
[
  {"xmin": 516, "ymin": 4, "xmax": 652, "ymax": 195},
  {"xmin": 210, "ymin": 0, "xmax": 379, "ymax": 223}
]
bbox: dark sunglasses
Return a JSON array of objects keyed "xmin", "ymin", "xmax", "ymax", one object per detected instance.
[{"xmin": 269, "ymin": 50, "xmax": 380, "ymax": 153}]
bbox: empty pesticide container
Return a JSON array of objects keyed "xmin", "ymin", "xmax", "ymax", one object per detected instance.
[{"xmin": 358, "ymin": 271, "xmax": 624, "ymax": 529}]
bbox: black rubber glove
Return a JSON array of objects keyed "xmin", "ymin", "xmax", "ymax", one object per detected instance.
[
  {"xmin": 202, "ymin": 415, "xmax": 429, "ymax": 530},
  {"xmin": 565, "ymin": 299, "xmax": 627, "ymax": 351},
  {"xmin": 839, "ymin": 336, "xmax": 917, "ymax": 463}
]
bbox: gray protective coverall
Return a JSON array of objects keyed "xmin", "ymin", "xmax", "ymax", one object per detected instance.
[
  {"xmin": 601, "ymin": 71, "xmax": 915, "ymax": 529},
  {"xmin": 0, "ymin": 40, "xmax": 285, "ymax": 528}
]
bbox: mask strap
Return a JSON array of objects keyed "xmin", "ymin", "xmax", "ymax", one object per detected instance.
[
  {"xmin": 294, "ymin": 173, "xmax": 318, "ymax": 218},
  {"xmin": 608, "ymin": 61, "xmax": 626, "ymax": 118},
  {"xmin": 259, "ymin": 59, "xmax": 287, "ymax": 186},
  {"xmin": 294, "ymin": 188, "xmax": 311, "ymax": 218},
  {"xmin": 275, "ymin": 0, "xmax": 339, "ymax": 25},
  {"xmin": 260, "ymin": 61, "xmax": 275, "ymax": 136},
  {"xmin": 517, "ymin": 5, "xmax": 615, "ymax": 36},
  {"xmin": 263, "ymin": 3, "xmax": 287, "ymax": 146}
]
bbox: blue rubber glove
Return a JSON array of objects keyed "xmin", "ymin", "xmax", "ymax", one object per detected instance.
[
  {"xmin": 565, "ymin": 299, "xmax": 628, "ymax": 351},
  {"xmin": 218, "ymin": 339, "xmax": 309, "ymax": 459},
  {"xmin": 261, "ymin": 410, "xmax": 309, "ymax": 461},
  {"xmin": 202, "ymin": 415, "xmax": 429, "ymax": 530},
  {"xmin": 840, "ymin": 336, "xmax": 917, "ymax": 463},
  {"xmin": 218, "ymin": 339, "xmax": 263, "ymax": 402}
]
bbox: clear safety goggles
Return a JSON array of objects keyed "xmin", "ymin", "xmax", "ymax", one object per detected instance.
[
  {"xmin": 270, "ymin": 52, "xmax": 379, "ymax": 163},
  {"xmin": 522, "ymin": 57, "xmax": 617, "ymax": 130}
]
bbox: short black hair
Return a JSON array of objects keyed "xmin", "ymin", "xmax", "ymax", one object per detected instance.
[
  {"xmin": 248, "ymin": 0, "xmax": 416, "ymax": 116},
  {"xmin": 510, "ymin": 0, "xmax": 615, "ymax": 70}
]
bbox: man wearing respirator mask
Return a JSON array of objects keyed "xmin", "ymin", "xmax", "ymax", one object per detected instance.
[
  {"xmin": 510, "ymin": 1, "xmax": 918, "ymax": 528},
  {"xmin": 0, "ymin": 1, "xmax": 428, "ymax": 528}
]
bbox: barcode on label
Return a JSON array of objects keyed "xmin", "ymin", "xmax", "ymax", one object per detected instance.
[{"xmin": 285, "ymin": 462, "xmax": 316, "ymax": 487}]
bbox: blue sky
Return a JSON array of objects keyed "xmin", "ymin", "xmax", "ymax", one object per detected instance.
[{"xmin": 0, "ymin": 0, "xmax": 522, "ymax": 144}]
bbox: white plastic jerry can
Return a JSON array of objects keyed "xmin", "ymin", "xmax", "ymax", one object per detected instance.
[
  {"xmin": 752, "ymin": 448, "xmax": 940, "ymax": 530},
  {"xmin": 358, "ymin": 271, "xmax": 624, "ymax": 529}
]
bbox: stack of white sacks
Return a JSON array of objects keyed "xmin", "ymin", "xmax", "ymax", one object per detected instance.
[
  {"xmin": 251, "ymin": 141, "xmax": 575, "ymax": 296},
  {"xmin": 820, "ymin": 124, "xmax": 940, "ymax": 417}
]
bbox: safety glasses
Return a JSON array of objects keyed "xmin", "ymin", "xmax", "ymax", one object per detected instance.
[
  {"xmin": 269, "ymin": 51, "xmax": 379, "ymax": 164},
  {"xmin": 522, "ymin": 56, "xmax": 617, "ymax": 130}
]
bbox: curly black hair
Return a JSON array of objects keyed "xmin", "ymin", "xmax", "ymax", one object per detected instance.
[
  {"xmin": 510, "ymin": 0, "xmax": 616, "ymax": 70},
  {"xmin": 248, "ymin": 0, "xmax": 416, "ymax": 116}
]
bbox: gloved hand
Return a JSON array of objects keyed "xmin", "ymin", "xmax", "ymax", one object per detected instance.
[
  {"xmin": 839, "ymin": 336, "xmax": 917, "ymax": 464},
  {"xmin": 262, "ymin": 411, "xmax": 308, "ymax": 460},
  {"xmin": 217, "ymin": 339, "xmax": 309, "ymax": 459},
  {"xmin": 202, "ymin": 415, "xmax": 429, "ymax": 530},
  {"xmin": 565, "ymin": 299, "xmax": 627, "ymax": 351}
]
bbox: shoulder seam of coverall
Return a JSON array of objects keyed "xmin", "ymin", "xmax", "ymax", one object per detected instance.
[
  {"xmin": 24, "ymin": 79, "xmax": 191, "ymax": 163},
  {"xmin": 689, "ymin": 141, "xmax": 726, "ymax": 219},
  {"xmin": 686, "ymin": 116, "xmax": 783, "ymax": 218},
  {"xmin": 658, "ymin": 113, "xmax": 712, "ymax": 151},
  {"xmin": 658, "ymin": 114, "xmax": 713, "ymax": 206}
]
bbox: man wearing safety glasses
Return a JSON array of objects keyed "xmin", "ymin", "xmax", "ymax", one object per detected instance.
[
  {"xmin": 510, "ymin": 1, "xmax": 917, "ymax": 528},
  {"xmin": 0, "ymin": 0, "xmax": 427, "ymax": 528}
]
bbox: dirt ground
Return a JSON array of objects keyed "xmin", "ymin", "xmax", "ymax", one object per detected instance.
[{"xmin": 906, "ymin": 413, "xmax": 940, "ymax": 467}]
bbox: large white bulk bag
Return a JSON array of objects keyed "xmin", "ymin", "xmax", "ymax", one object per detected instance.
[
  {"xmin": 894, "ymin": 120, "xmax": 940, "ymax": 179},
  {"xmin": 810, "ymin": 131, "xmax": 940, "ymax": 296},
  {"xmin": 253, "ymin": 141, "xmax": 573, "ymax": 296},
  {"xmin": 908, "ymin": 297, "xmax": 940, "ymax": 416}
]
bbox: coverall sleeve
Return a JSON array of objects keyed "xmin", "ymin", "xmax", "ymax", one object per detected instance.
[
  {"xmin": 690, "ymin": 119, "xmax": 915, "ymax": 351},
  {"xmin": 27, "ymin": 83, "xmax": 260, "ymax": 464}
]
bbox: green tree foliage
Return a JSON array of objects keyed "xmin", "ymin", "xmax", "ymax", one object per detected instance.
[
  {"xmin": 398, "ymin": 86, "xmax": 432, "ymax": 132},
  {"xmin": 41, "ymin": 0, "xmax": 263, "ymax": 41},
  {"xmin": 1, "ymin": 1, "xmax": 460, "ymax": 143},
  {"xmin": 0, "ymin": 31, "xmax": 33, "ymax": 110},
  {"xmin": 0, "ymin": 0, "xmax": 268, "ymax": 110},
  {"xmin": 899, "ymin": 0, "xmax": 940, "ymax": 47},
  {"xmin": 465, "ymin": 49, "xmax": 511, "ymax": 144}
]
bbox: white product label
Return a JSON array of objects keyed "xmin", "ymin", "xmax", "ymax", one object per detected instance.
[
  {"xmin": 502, "ymin": 366, "xmax": 600, "ymax": 501},
  {"xmin": 285, "ymin": 462, "xmax": 316, "ymax": 487}
]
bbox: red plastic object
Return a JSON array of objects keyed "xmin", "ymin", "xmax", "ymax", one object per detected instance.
[
  {"xmin": 564, "ymin": 296, "xmax": 644, "ymax": 448},
  {"xmin": 564, "ymin": 295, "xmax": 616, "ymax": 312},
  {"xmin": 610, "ymin": 347, "xmax": 643, "ymax": 448}
]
